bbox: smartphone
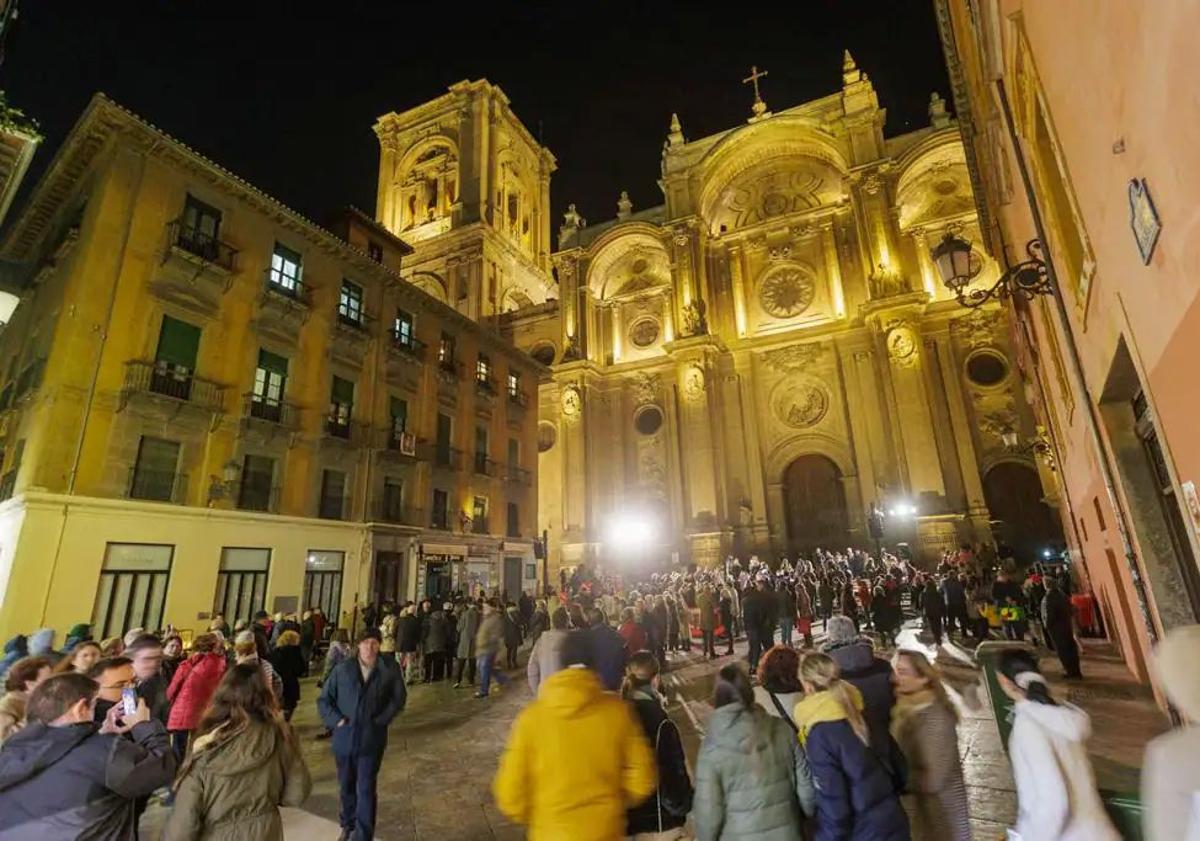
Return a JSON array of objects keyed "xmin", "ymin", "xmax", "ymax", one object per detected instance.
[{"xmin": 121, "ymin": 687, "xmax": 138, "ymax": 717}]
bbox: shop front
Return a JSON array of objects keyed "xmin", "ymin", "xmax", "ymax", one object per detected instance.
[{"xmin": 416, "ymin": 541, "xmax": 466, "ymax": 602}]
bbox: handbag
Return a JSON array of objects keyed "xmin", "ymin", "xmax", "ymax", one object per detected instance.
[{"xmin": 654, "ymin": 718, "xmax": 693, "ymax": 826}]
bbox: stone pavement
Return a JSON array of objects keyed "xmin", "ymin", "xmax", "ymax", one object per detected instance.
[{"xmin": 139, "ymin": 622, "xmax": 1165, "ymax": 840}]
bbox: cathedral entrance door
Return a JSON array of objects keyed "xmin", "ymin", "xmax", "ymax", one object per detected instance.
[
  {"xmin": 983, "ymin": 462, "xmax": 1063, "ymax": 563},
  {"xmin": 783, "ymin": 454, "xmax": 850, "ymax": 554}
]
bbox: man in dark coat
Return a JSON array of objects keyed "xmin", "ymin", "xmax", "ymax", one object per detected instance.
[
  {"xmin": 1041, "ymin": 577, "xmax": 1082, "ymax": 678},
  {"xmin": 421, "ymin": 606, "xmax": 450, "ymax": 682},
  {"xmin": 939, "ymin": 574, "xmax": 970, "ymax": 638},
  {"xmin": 0, "ymin": 672, "xmax": 176, "ymax": 840},
  {"xmin": 740, "ymin": 579, "xmax": 773, "ymax": 674},
  {"xmin": 318, "ymin": 629, "xmax": 407, "ymax": 841},
  {"xmin": 584, "ymin": 607, "xmax": 627, "ymax": 691},
  {"xmin": 397, "ymin": 604, "xmax": 422, "ymax": 685}
]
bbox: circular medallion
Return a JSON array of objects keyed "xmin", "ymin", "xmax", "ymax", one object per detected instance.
[
  {"xmin": 634, "ymin": 405, "xmax": 664, "ymax": 436},
  {"xmin": 771, "ymin": 377, "xmax": 829, "ymax": 429},
  {"xmin": 886, "ymin": 327, "xmax": 917, "ymax": 363},
  {"xmin": 537, "ymin": 421, "xmax": 558, "ymax": 452},
  {"xmin": 560, "ymin": 386, "xmax": 582, "ymax": 418},
  {"xmin": 683, "ymin": 365, "xmax": 705, "ymax": 400},
  {"xmin": 628, "ymin": 317, "xmax": 660, "ymax": 349},
  {"xmin": 631, "ymin": 258, "xmax": 649, "ymax": 274},
  {"xmin": 759, "ymin": 265, "xmax": 816, "ymax": 319},
  {"xmin": 762, "ymin": 191, "xmax": 790, "ymax": 217}
]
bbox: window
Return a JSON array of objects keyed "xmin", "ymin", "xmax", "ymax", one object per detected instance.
[
  {"xmin": 431, "ymin": 489, "xmax": 449, "ymax": 529},
  {"xmin": 179, "ymin": 195, "xmax": 222, "ymax": 259},
  {"xmin": 389, "ymin": 397, "xmax": 408, "ymax": 444},
  {"xmin": 381, "ymin": 479, "xmax": 403, "ymax": 522},
  {"xmin": 318, "ymin": 470, "xmax": 346, "ymax": 519},
  {"xmin": 92, "ymin": 543, "xmax": 173, "ymax": 640},
  {"xmin": 393, "ymin": 309, "xmax": 414, "ymax": 348},
  {"xmin": 130, "ymin": 437, "xmax": 182, "ymax": 502},
  {"xmin": 304, "ymin": 550, "xmax": 344, "ymax": 621},
  {"xmin": 328, "ymin": 376, "xmax": 354, "ymax": 438},
  {"xmin": 338, "ymin": 279, "xmax": 363, "ymax": 326},
  {"xmin": 476, "ymin": 353, "xmax": 493, "ymax": 389},
  {"xmin": 507, "ymin": 437, "xmax": 520, "ymax": 468},
  {"xmin": 214, "ymin": 548, "xmax": 270, "ymax": 624},
  {"xmin": 152, "ymin": 315, "xmax": 201, "ymax": 400},
  {"xmin": 438, "ymin": 332, "xmax": 456, "ymax": 367},
  {"xmin": 252, "ymin": 349, "xmax": 288, "ymax": 422},
  {"xmin": 268, "ymin": 243, "xmax": 301, "ymax": 293},
  {"xmin": 472, "ymin": 496, "xmax": 489, "ymax": 534},
  {"xmin": 507, "ymin": 371, "xmax": 521, "ymax": 400},
  {"xmin": 367, "ymin": 241, "xmax": 384, "ymax": 263},
  {"xmin": 507, "ymin": 502, "xmax": 520, "ymax": 538},
  {"xmin": 435, "ymin": 413, "xmax": 453, "ymax": 466},
  {"xmin": 474, "ymin": 426, "xmax": 489, "ymax": 474},
  {"xmin": 237, "ymin": 454, "xmax": 275, "ymax": 512}
]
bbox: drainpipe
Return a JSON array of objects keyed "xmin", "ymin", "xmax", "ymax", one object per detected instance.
[
  {"xmin": 995, "ymin": 80, "xmax": 1158, "ymax": 645},
  {"xmin": 41, "ymin": 142, "xmax": 157, "ymax": 625}
]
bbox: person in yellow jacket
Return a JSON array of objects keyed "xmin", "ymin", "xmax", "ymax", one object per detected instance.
[{"xmin": 493, "ymin": 630, "xmax": 657, "ymax": 841}]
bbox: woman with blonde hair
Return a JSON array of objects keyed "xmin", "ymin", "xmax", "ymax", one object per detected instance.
[
  {"xmin": 794, "ymin": 651, "xmax": 909, "ymax": 841},
  {"xmin": 622, "ymin": 651, "xmax": 693, "ymax": 839},
  {"xmin": 890, "ymin": 650, "xmax": 969, "ymax": 840},
  {"xmin": 163, "ymin": 662, "xmax": 311, "ymax": 840}
]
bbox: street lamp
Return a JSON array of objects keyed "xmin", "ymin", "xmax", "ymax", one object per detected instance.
[
  {"xmin": 931, "ymin": 232, "xmax": 1052, "ymax": 308},
  {"xmin": 206, "ymin": 459, "xmax": 242, "ymax": 506}
]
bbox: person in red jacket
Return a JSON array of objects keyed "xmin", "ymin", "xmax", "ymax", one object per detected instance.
[
  {"xmin": 617, "ymin": 607, "xmax": 648, "ymax": 655},
  {"xmin": 166, "ymin": 632, "xmax": 227, "ymax": 758}
]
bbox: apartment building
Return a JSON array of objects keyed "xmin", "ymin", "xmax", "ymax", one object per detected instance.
[{"xmin": 0, "ymin": 94, "xmax": 541, "ymax": 642}]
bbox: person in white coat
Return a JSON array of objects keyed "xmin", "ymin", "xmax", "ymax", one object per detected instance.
[
  {"xmin": 996, "ymin": 649, "xmax": 1118, "ymax": 841},
  {"xmin": 1142, "ymin": 623, "xmax": 1200, "ymax": 841}
]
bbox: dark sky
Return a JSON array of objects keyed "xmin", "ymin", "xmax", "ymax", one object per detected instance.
[{"xmin": 3, "ymin": 2, "xmax": 950, "ymax": 233}]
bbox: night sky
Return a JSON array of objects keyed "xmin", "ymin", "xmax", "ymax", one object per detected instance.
[{"xmin": 3, "ymin": 2, "xmax": 950, "ymax": 236}]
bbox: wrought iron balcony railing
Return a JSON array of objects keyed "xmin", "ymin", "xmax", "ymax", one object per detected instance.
[
  {"xmin": 167, "ymin": 219, "xmax": 237, "ymax": 272},
  {"xmin": 124, "ymin": 360, "xmax": 225, "ymax": 412}
]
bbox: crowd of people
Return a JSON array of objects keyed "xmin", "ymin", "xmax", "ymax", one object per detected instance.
[{"xmin": 0, "ymin": 543, "xmax": 1192, "ymax": 840}]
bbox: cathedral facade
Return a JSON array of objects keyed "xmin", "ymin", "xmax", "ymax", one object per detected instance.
[{"xmin": 375, "ymin": 56, "xmax": 1061, "ymax": 575}]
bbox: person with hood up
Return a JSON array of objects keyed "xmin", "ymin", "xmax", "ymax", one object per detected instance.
[
  {"xmin": 0, "ymin": 657, "xmax": 51, "ymax": 747},
  {"xmin": 890, "ymin": 650, "xmax": 969, "ymax": 841},
  {"xmin": 820, "ymin": 615, "xmax": 895, "ymax": 763},
  {"xmin": 1143, "ymin": 623, "xmax": 1200, "ymax": 841},
  {"xmin": 162, "ymin": 663, "xmax": 311, "ymax": 841},
  {"xmin": 493, "ymin": 630, "xmax": 657, "ymax": 840},
  {"xmin": 453, "ymin": 600, "xmax": 481, "ymax": 689},
  {"xmin": 794, "ymin": 652, "xmax": 909, "ymax": 841},
  {"xmin": 527, "ymin": 607, "xmax": 570, "ymax": 695},
  {"xmin": 997, "ymin": 649, "xmax": 1118, "ymax": 841},
  {"xmin": 0, "ymin": 672, "xmax": 176, "ymax": 839},
  {"xmin": 622, "ymin": 651, "xmax": 693, "ymax": 840},
  {"xmin": 167, "ymin": 633, "xmax": 228, "ymax": 754},
  {"xmin": 27, "ymin": 628, "xmax": 61, "ymax": 666},
  {"xmin": 693, "ymin": 662, "xmax": 814, "ymax": 840},
  {"xmin": 317, "ymin": 629, "xmax": 406, "ymax": 841}
]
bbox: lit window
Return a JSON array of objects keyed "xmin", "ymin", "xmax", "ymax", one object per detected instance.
[
  {"xmin": 476, "ymin": 354, "xmax": 491, "ymax": 383},
  {"xmin": 394, "ymin": 310, "xmax": 414, "ymax": 347},
  {"xmin": 507, "ymin": 371, "xmax": 519, "ymax": 398},
  {"xmin": 268, "ymin": 244, "xmax": 301, "ymax": 292},
  {"xmin": 338, "ymin": 280, "xmax": 363, "ymax": 325}
]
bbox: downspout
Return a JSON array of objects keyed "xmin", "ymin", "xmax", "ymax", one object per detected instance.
[
  {"xmin": 41, "ymin": 141, "xmax": 157, "ymax": 624},
  {"xmin": 995, "ymin": 80, "xmax": 1158, "ymax": 645}
]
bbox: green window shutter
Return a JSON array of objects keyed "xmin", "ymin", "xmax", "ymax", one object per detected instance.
[
  {"xmin": 331, "ymin": 375, "xmax": 355, "ymax": 404},
  {"xmin": 257, "ymin": 348, "xmax": 288, "ymax": 374},
  {"xmin": 155, "ymin": 316, "xmax": 202, "ymax": 368}
]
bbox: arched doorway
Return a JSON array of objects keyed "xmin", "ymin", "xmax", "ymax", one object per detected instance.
[
  {"xmin": 783, "ymin": 454, "xmax": 850, "ymax": 553},
  {"xmin": 982, "ymin": 461, "xmax": 1064, "ymax": 563}
]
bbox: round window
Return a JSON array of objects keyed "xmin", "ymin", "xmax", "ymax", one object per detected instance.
[
  {"xmin": 537, "ymin": 421, "xmax": 557, "ymax": 452},
  {"xmin": 628, "ymin": 318, "xmax": 660, "ymax": 349},
  {"xmin": 966, "ymin": 351, "xmax": 1009, "ymax": 387},
  {"xmin": 635, "ymin": 405, "xmax": 664, "ymax": 436},
  {"xmin": 530, "ymin": 342, "xmax": 557, "ymax": 366}
]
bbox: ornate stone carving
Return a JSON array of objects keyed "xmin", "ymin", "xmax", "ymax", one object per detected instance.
[
  {"xmin": 861, "ymin": 174, "xmax": 882, "ymax": 195},
  {"xmin": 885, "ymin": 323, "xmax": 919, "ymax": 367},
  {"xmin": 950, "ymin": 308, "xmax": 1002, "ymax": 350},
  {"xmin": 630, "ymin": 372, "xmax": 660, "ymax": 407},
  {"xmin": 789, "ymin": 223, "xmax": 817, "ymax": 239},
  {"xmin": 672, "ymin": 228, "xmax": 691, "ymax": 248},
  {"xmin": 560, "ymin": 385, "xmax": 582, "ymax": 420},
  {"xmin": 758, "ymin": 264, "xmax": 816, "ymax": 318},
  {"xmin": 868, "ymin": 264, "xmax": 910, "ymax": 298},
  {"xmin": 771, "ymin": 376, "xmax": 829, "ymax": 429},
  {"xmin": 762, "ymin": 343, "xmax": 826, "ymax": 374},
  {"xmin": 681, "ymin": 299, "xmax": 708, "ymax": 336},
  {"xmin": 628, "ymin": 317, "xmax": 660, "ymax": 348},
  {"xmin": 767, "ymin": 245, "xmax": 792, "ymax": 262},
  {"xmin": 682, "ymin": 364, "xmax": 706, "ymax": 401}
]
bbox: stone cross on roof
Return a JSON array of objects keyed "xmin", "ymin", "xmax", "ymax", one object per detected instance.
[{"xmin": 742, "ymin": 65, "xmax": 770, "ymax": 119}]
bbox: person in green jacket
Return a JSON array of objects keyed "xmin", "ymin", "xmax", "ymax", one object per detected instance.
[{"xmin": 164, "ymin": 662, "xmax": 311, "ymax": 841}]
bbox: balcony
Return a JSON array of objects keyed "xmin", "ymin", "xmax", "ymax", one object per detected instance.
[
  {"xmin": 421, "ymin": 443, "xmax": 462, "ymax": 472},
  {"xmin": 371, "ymin": 497, "xmax": 423, "ymax": 526},
  {"xmin": 377, "ymin": 428, "xmax": 417, "ymax": 460},
  {"xmin": 167, "ymin": 219, "xmax": 238, "ymax": 272},
  {"xmin": 128, "ymin": 467, "xmax": 189, "ymax": 504},
  {"xmin": 332, "ymin": 311, "xmax": 372, "ymax": 370},
  {"xmin": 242, "ymin": 393, "xmax": 298, "ymax": 428},
  {"xmin": 471, "ymin": 516, "xmax": 491, "ymax": 536},
  {"xmin": 473, "ymin": 453, "xmax": 502, "ymax": 477},
  {"xmin": 475, "ymin": 374, "xmax": 497, "ymax": 398},
  {"xmin": 505, "ymin": 464, "xmax": 532, "ymax": 485},
  {"xmin": 387, "ymin": 329, "xmax": 425, "ymax": 363},
  {"xmin": 255, "ymin": 273, "xmax": 312, "ymax": 346},
  {"xmin": 121, "ymin": 360, "xmax": 225, "ymax": 416},
  {"xmin": 154, "ymin": 221, "xmax": 237, "ymax": 319},
  {"xmin": 507, "ymin": 388, "xmax": 528, "ymax": 409}
]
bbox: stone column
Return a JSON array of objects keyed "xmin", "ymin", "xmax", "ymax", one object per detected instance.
[
  {"xmin": 729, "ymin": 244, "xmax": 748, "ymax": 337},
  {"xmin": 376, "ymin": 134, "xmax": 397, "ymax": 233},
  {"xmin": 934, "ymin": 331, "xmax": 993, "ymax": 543},
  {"xmin": 672, "ymin": 348, "xmax": 720, "ymax": 540},
  {"xmin": 538, "ymin": 169, "xmax": 552, "ymax": 272},
  {"xmin": 910, "ymin": 227, "xmax": 938, "ymax": 299},
  {"xmin": 878, "ymin": 316, "xmax": 946, "ymax": 498},
  {"xmin": 820, "ymin": 222, "xmax": 846, "ymax": 318},
  {"xmin": 610, "ymin": 304, "xmax": 623, "ymax": 363}
]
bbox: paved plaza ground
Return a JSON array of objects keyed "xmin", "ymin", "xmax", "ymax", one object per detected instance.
[{"xmin": 141, "ymin": 621, "xmax": 1166, "ymax": 841}]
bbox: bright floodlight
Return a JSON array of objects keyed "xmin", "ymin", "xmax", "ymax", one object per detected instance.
[{"xmin": 607, "ymin": 512, "xmax": 657, "ymax": 549}]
